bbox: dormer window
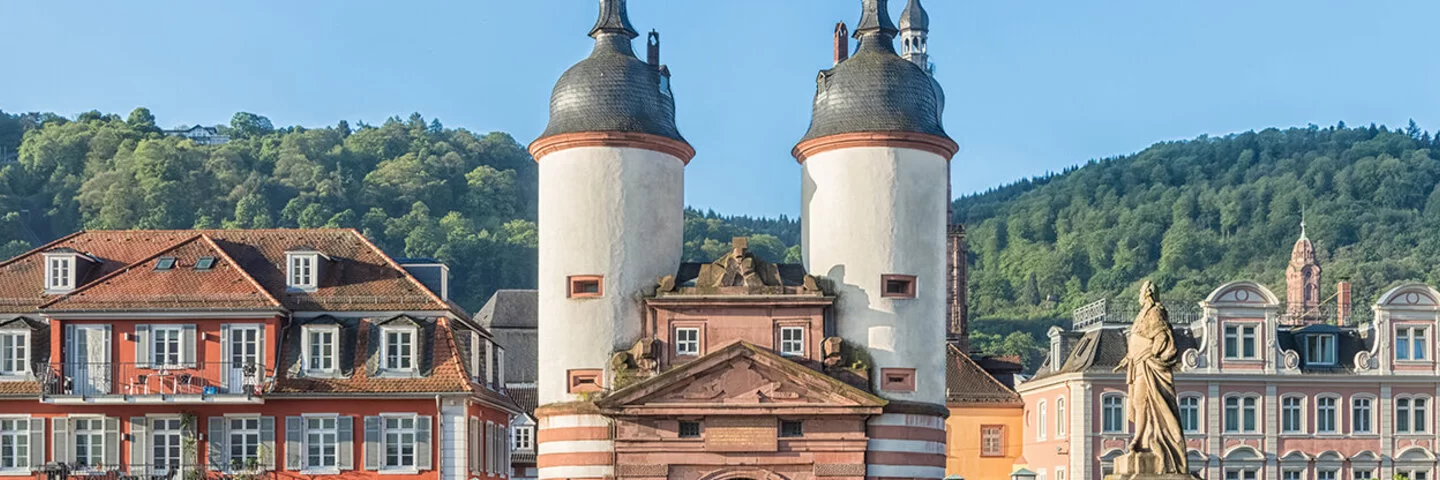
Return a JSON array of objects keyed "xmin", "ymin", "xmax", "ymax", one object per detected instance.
[
  {"xmin": 381, "ymin": 326, "xmax": 417, "ymax": 372},
  {"xmin": 1304, "ymin": 334, "xmax": 1336, "ymax": 365},
  {"xmin": 286, "ymin": 251, "xmax": 321, "ymax": 292},
  {"xmin": 303, "ymin": 325, "xmax": 339, "ymax": 374},
  {"xmin": 44, "ymin": 254, "xmax": 76, "ymax": 293}
]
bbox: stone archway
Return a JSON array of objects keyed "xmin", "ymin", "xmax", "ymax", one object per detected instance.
[{"xmin": 696, "ymin": 468, "xmax": 789, "ymax": 480}]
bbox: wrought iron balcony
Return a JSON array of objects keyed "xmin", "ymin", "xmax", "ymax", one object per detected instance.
[{"xmin": 35, "ymin": 362, "xmax": 266, "ymax": 403}]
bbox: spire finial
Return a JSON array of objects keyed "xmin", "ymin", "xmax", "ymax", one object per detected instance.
[
  {"xmin": 1300, "ymin": 209, "xmax": 1308, "ymax": 240},
  {"xmin": 900, "ymin": 0, "xmax": 930, "ymax": 32},
  {"xmin": 590, "ymin": 0, "xmax": 638, "ymax": 40},
  {"xmin": 854, "ymin": 0, "xmax": 898, "ymax": 39}
]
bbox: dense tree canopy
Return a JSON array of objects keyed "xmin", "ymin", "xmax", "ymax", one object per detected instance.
[{"xmin": 955, "ymin": 122, "xmax": 1440, "ymax": 327}]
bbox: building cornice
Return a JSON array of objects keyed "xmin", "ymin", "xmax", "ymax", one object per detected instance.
[
  {"xmin": 529, "ymin": 131, "xmax": 695, "ymax": 165},
  {"xmin": 792, "ymin": 131, "xmax": 958, "ymax": 163}
]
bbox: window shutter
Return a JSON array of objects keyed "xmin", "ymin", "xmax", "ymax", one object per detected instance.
[
  {"xmin": 284, "ymin": 417, "xmax": 303, "ymax": 471},
  {"xmin": 467, "ymin": 417, "xmax": 479, "ymax": 475},
  {"xmin": 362, "ymin": 416, "xmax": 380, "ymax": 471},
  {"xmin": 501, "ymin": 424, "xmax": 510, "ymax": 475},
  {"xmin": 181, "ymin": 325, "xmax": 197, "ymax": 368},
  {"xmin": 207, "ymin": 417, "xmax": 228, "ymax": 471},
  {"xmin": 485, "ymin": 423, "xmax": 494, "ymax": 474},
  {"xmin": 256, "ymin": 328, "xmax": 267, "ymax": 381},
  {"xmin": 415, "ymin": 416, "xmax": 432, "ymax": 471},
  {"xmin": 130, "ymin": 417, "xmax": 149, "ymax": 476},
  {"xmin": 103, "ymin": 416, "xmax": 120, "ymax": 469},
  {"xmin": 51, "ymin": 417, "xmax": 71, "ymax": 464},
  {"xmin": 336, "ymin": 416, "xmax": 354, "ymax": 470},
  {"xmin": 219, "ymin": 326, "xmax": 231, "ymax": 390},
  {"xmin": 134, "ymin": 325, "xmax": 151, "ymax": 369},
  {"xmin": 260, "ymin": 416, "xmax": 276, "ymax": 470},
  {"xmin": 27, "ymin": 418, "xmax": 43, "ymax": 470}
]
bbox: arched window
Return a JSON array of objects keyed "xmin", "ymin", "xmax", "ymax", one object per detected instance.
[
  {"xmin": 1037, "ymin": 400, "xmax": 1048, "ymax": 440},
  {"xmin": 1280, "ymin": 395, "xmax": 1305, "ymax": 434},
  {"xmin": 1316, "ymin": 395, "xmax": 1339, "ymax": 434},
  {"xmin": 1102, "ymin": 394, "xmax": 1125, "ymax": 433},
  {"xmin": 1352, "ymin": 395, "xmax": 1375, "ymax": 434},
  {"xmin": 1178, "ymin": 394, "xmax": 1202, "ymax": 433},
  {"xmin": 1225, "ymin": 394, "xmax": 1260, "ymax": 433},
  {"xmin": 1397, "ymin": 395, "xmax": 1431, "ymax": 434},
  {"xmin": 1056, "ymin": 396, "xmax": 1066, "ymax": 437}
]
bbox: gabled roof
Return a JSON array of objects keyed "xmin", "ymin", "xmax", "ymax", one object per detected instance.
[
  {"xmin": 476, "ymin": 290, "xmax": 538, "ymax": 384},
  {"xmin": 272, "ymin": 315, "xmax": 475, "ymax": 395},
  {"xmin": 946, "ymin": 344, "xmax": 1022, "ymax": 406},
  {"xmin": 1030, "ymin": 327, "xmax": 1200, "ymax": 382},
  {"xmin": 598, "ymin": 341, "xmax": 886, "ymax": 416},
  {"xmin": 41, "ymin": 235, "xmax": 282, "ymax": 312}
]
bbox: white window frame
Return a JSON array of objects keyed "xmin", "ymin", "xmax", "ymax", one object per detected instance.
[
  {"xmin": 1280, "ymin": 394, "xmax": 1305, "ymax": 434},
  {"xmin": 151, "ymin": 325, "xmax": 184, "ymax": 368},
  {"xmin": 0, "ymin": 331, "xmax": 29, "ymax": 377},
  {"xmin": 1225, "ymin": 394, "xmax": 1260, "ymax": 434},
  {"xmin": 1315, "ymin": 395, "xmax": 1339, "ymax": 434},
  {"xmin": 675, "ymin": 327, "xmax": 700, "ymax": 356},
  {"xmin": 511, "ymin": 425, "xmax": 533, "ymax": 452},
  {"xmin": 1305, "ymin": 334, "xmax": 1337, "ymax": 365},
  {"xmin": 0, "ymin": 416, "xmax": 31, "ymax": 473},
  {"xmin": 149, "ymin": 415, "xmax": 185, "ymax": 476},
  {"xmin": 302, "ymin": 414, "xmax": 339, "ymax": 473},
  {"xmin": 45, "ymin": 255, "xmax": 76, "ymax": 293},
  {"xmin": 286, "ymin": 253, "xmax": 319, "ymax": 292},
  {"xmin": 1037, "ymin": 400, "xmax": 1048, "ymax": 440},
  {"xmin": 1398, "ymin": 468, "xmax": 1431, "ymax": 480},
  {"xmin": 1223, "ymin": 324, "xmax": 1259, "ymax": 359},
  {"xmin": 1353, "ymin": 468, "xmax": 1376, "ymax": 480},
  {"xmin": 1352, "ymin": 395, "xmax": 1375, "ymax": 434},
  {"xmin": 72, "ymin": 416, "xmax": 106, "ymax": 471},
  {"xmin": 380, "ymin": 413, "xmax": 419, "ymax": 472},
  {"xmin": 1316, "ymin": 468, "xmax": 1338, "ymax": 480},
  {"xmin": 302, "ymin": 325, "xmax": 340, "ymax": 375},
  {"xmin": 1055, "ymin": 396, "xmax": 1066, "ymax": 437},
  {"xmin": 380, "ymin": 326, "xmax": 418, "ymax": 373},
  {"xmin": 779, "ymin": 327, "xmax": 804, "ymax": 357},
  {"xmin": 1178, "ymin": 394, "xmax": 1202, "ymax": 434},
  {"xmin": 1398, "ymin": 326, "xmax": 1429, "ymax": 361},
  {"xmin": 1397, "ymin": 395, "xmax": 1431, "ymax": 434},
  {"xmin": 1101, "ymin": 393, "xmax": 1126, "ymax": 433},
  {"xmin": 1282, "ymin": 469, "xmax": 1304, "ymax": 480},
  {"xmin": 1225, "ymin": 468, "xmax": 1259, "ymax": 480},
  {"xmin": 227, "ymin": 415, "xmax": 263, "ymax": 472}
]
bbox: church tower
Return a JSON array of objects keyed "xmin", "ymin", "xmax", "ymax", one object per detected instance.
[
  {"xmin": 1286, "ymin": 219, "xmax": 1322, "ymax": 320},
  {"xmin": 529, "ymin": 0, "xmax": 690, "ymax": 477},
  {"xmin": 899, "ymin": 0, "xmax": 930, "ymax": 71},
  {"xmin": 795, "ymin": 0, "xmax": 956, "ymax": 478}
]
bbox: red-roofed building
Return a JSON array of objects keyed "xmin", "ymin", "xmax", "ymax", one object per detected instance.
[{"xmin": 0, "ymin": 229, "xmax": 521, "ymax": 480}]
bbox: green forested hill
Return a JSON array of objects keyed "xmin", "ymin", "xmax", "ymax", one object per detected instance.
[
  {"xmin": 955, "ymin": 122, "xmax": 1440, "ymax": 327},
  {"xmin": 0, "ymin": 108, "xmax": 802, "ymax": 312}
]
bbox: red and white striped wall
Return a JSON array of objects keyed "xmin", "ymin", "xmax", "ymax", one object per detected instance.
[
  {"xmin": 867, "ymin": 412, "xmax": 947, "ymax": 480},
  {"xmin": 536, "ymin": 413, "xmax": 613, "ymax": 480}
]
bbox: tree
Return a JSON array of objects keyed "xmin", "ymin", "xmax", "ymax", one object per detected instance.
[
  {"xmin": 126, "ymin": 107, "xmax": 157, "ymax": 131},
  {"xmin": 230, "ymin": 112, "xmax": 274, "ymax": 138}
]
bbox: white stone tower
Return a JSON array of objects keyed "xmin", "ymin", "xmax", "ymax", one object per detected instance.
[
  {"xmin": 899, "ymin": 0, "xmax": 930, "ymax": 71},
  {"xmin": 528, "ymin": 2, "xmax": 691, "ymax": 476},
  {"xmin": 794, "ymin": 0, "xmax": 956, "ymax": 478}
]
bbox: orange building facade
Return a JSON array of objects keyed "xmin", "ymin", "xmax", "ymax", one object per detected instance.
[
  {"xmin": 0, "ymin": 229, "xmax": 520, "ymax": 480},
  {"xmin": 944, "ymin": 345, "xmax": 1025, "ymax": 480}
]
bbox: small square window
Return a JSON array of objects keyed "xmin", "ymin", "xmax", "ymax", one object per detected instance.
[
  {"xmin": 881, "ymin": 368, "xmax": 916, "ymax": 392},
  {"xmin": 155, "ymin": 257, "xmax": 176, "ymax": 271},
  {"xmin": 568, "ymin": 275, "xmax": 603, "ymax": 298},
  {"xmin": 779, "ymin": 420, "xmax": 803, "ymax": 438},
  {"xmin": 678, "ymin": 421, "xmax": 701, "ymax": 438},
  {"xmin": 881, "ymin": 274, "xmax": 916, "ymax": 298},
  {"xmin": 568, "ymin": 369, "xmax": 602, "ymax": 393},
  {"xmin": 779, "ymin": 327, "xmax": 805, "ymax": 357},
  {"xmin": 195, "ymin": 257, "xmax": 217, "ymax": 271},
  {"xmin": 675, "ymin": 327, "xmax": 700, "ymax": 356}
]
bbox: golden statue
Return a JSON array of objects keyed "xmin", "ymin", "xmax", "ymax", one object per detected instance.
[{"xmin": 1107, "ymin": 281, "xmax": 1195, "ymax": 479}]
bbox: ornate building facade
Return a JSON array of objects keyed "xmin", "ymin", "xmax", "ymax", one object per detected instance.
[
  {"xmin": 527, "ymin": 0, "xmax": 956, "ymax": 479},
  {"xmin": 1019, "ymin": 233, "xmax": 1435, "ymax": 480}
]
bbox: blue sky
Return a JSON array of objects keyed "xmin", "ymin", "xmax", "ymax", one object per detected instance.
[{"xmin": 3, "ymin": 1, "xmax": 1438, "ymax": 217}]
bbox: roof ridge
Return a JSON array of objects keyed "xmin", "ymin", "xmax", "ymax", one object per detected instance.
[
  {"xmin": 199, "ymin": 233, "xmax": 283, "ymax": 308},
  {"xmin": 0, "ymin": 230, "xmax": 88, "ymax": 271},
  {"xmin": 948, "ymin": 343, "xmax": 1020, "ymax": 399},
  {"xmin": 346, "ymin": 228, "xmax": 452, "ymax": 313},
  {"xmin": 39, "ymin": 234, "xmax": 204, "ymax": 309}
]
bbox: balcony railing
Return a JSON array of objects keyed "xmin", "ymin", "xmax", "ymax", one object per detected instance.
[
  {"xmin": 34, "ymin": 463, "xmax": 272, "ymax": 480},
  {"xmin": 35, "ymin": 362, "xmax": 265, "ymax": 399}
]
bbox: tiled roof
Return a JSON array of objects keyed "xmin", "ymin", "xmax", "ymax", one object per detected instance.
[
  {"xmin": 507, "ymin": 385, "xmax": 538, "ymax": 416},
  {"xmin": 42, "ymin": 235, "xmax": 281, "ymax": 312},
  {"xmin": 946, "ymin": 344, "xmax": 1022, "ymax": 406},
  {"xmin": 0, "ymin": 229, "xmax": 451, "ymax": 314},
  {"xmin": 272, "ymin": 315, "xmax": 473, "ymax": 394}
]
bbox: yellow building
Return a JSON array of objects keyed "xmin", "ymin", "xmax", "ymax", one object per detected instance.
[{"xmin": 945, "ymin": 344, "xmax": 1025, "ymax": 479}]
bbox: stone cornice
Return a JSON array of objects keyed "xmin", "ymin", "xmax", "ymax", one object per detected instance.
[
  {"xmin": 529, "ymin": 131, "xmax": 695, "ymax": 164},
  {"xmin": 792, "ymin": 131, "xmax": 958, "ymax": 163}
]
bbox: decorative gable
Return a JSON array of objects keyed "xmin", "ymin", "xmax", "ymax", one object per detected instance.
[{"xmin": 599, "ymin": 341, "xmax": 885, "ymax": 416}]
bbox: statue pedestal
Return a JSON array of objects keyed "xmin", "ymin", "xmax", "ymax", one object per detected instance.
[{"xmin": 1102, "ymin": 452, "xmax": 1199, "ymax": 480}]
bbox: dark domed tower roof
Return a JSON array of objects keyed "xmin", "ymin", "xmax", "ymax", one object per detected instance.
[
  {"xmin": 539, "ymin": 0, "xmax": 685, "ymax": 143},
  {"xmin": 799, "ymin": 0, "xmax": 949, "ymax": 144},
  {"xmin": 899, "ymin": 0, "xmax": 930, "ymax": 32}
]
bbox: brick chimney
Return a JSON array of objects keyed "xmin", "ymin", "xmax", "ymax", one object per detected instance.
[
  {"xmin": 833, "ymin": 22, "xmax": 850, "ymax": 66},
  {"xmin": 1337, "ymin": 281, "xmax": 1352, "ymax": 324}
]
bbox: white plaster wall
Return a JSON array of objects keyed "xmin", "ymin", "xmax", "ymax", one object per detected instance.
[
  {"xmin": 801, "ymin": 146, "xmax": 949, "ymax": 404},
  {"xmin": 537, "ymin": 146, "xmax": 684, "ymax": 405}
]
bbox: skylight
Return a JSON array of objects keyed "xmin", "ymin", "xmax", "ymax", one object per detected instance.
[
  {"xmin": 195, "ymin": 257, "xmax": 217, "ymax": 271},
  {"xmin": 155, "ymin": 257, "xmax": 177, "ymax": 271}
]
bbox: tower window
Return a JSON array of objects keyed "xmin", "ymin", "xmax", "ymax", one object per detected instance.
[
  {"xmin": 779, "ymin": 420, "xmax": 803, "ymax": 438},
  {"xmin": 568, "ymin": 275, "xmax": 603, "ymax": 298},
  {"xmin": 881, "ymin": 368, "xmax": 916, "ymax": 392},
  {"xmin": 567, "ymin": 369, "xmax": 602, "ymax": 393},
  {"xmin": 881, "ymin": 274, "xmax": 917, "ymax": 298},
  {"xmin": 678, "ymin": 421, "xmax": 701, "ymax": 438}
]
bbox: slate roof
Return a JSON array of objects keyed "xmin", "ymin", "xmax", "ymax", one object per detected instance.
[
  {"xmin": 1029, "ymin": 327, "xmax": 1201, "ymax": 382},
  {"xmin": 0, "ymin": 229, "xmax": 452, "ymax": 314},
  {"xmin": 798, "ymin": 0, "xmax": 949, "ymax": 144},
  {"xmin": 1276, "ymin": 325, "xmax": 1371, "ymax": 373},
  {"xmin": 539, "ymin": 0, "xmax": 685, "ymax": 143},
  {"xmin": 899, "ymin": 0, "xmax": 929, "ymax": 31},
  {"xmin": 476, "ymin": 290, "xmax": 538, "ymax": 384},
  {"xmin": 946, "ymin": 344, "xmax": 1022, "ymax": 406}
]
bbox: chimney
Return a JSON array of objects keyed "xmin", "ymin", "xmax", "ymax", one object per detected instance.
[
  {"xmin": 1337, "ymin": 281, "xmax": 1352, "ymax": 324},
  {"xmin": 833, "ymin": 22, "xmax": 850, "ymax": 66},
  {"xmin": 647, "ymin": 30, "xmax": 660, "ymax": 67},
  {"xmin": 398, "ymin": 258, "xmax": 450, "ymax": 301}
]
